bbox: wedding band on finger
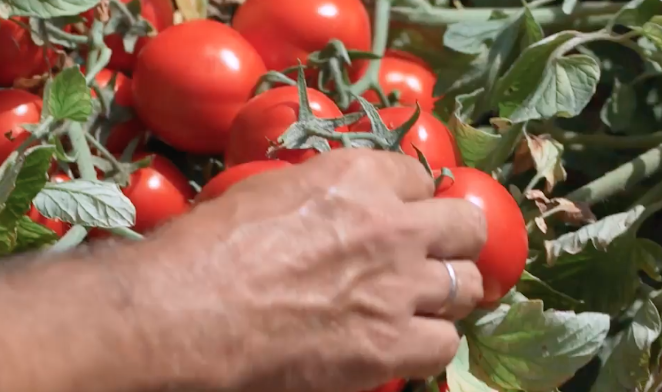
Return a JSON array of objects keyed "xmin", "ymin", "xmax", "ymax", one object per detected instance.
[{"xmin": 443, "ymin": 262, "xmax": 458, "ymax": 305}]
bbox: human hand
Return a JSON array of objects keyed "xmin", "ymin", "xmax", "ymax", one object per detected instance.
[{"xmin": 133, "ymin": 149, "xmax": 487, "ymax": 392}]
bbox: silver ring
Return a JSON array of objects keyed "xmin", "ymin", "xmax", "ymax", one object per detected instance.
[{"xmin": 444, "ymin": 262, "xmax": 458, "ymax": 304}]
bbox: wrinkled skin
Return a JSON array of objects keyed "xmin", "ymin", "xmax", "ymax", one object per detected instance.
[{"xmin": 139, "ymin": 149, "xmax": 486, "ymax": 392}]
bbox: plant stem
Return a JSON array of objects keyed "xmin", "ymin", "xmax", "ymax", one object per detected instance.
[
  {"xmin": 566, "ymin": 144, "xmax": 662, "ymax": 205},
  {"xmin": 541, "ymin": 127, "xmax": 662, "ymax": 149},
  {"xmin": 47, "ymin": 225, "xmax": 89, "ymax": 253},
  {"xmin": 389, "ymin": 2, "xmax": 622, "ymax": 27},
  {"xmin": 110, "ymin": 0, "xmax": 137, "ymax": 24},
  {"xmin": 45, "ymin": 23, "xmax": 88, "ymax": 45},
  {"xmin": 632, "ymin": 178, "xmax": 662, "ymax": 208},
  {"xmin": 84, "ymin": 131, "xmax": 124, "ymax": 171}
]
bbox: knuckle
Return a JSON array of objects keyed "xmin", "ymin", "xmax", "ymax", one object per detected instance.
[{"xmin": 460, "ymin": 201, "xmax": 488, "ymax": 248}]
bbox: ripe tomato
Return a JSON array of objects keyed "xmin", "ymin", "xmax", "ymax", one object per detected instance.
[
  {"xmin": 434, "ymin": 167, "xmax": 528, "ymax": 304},
  {"xmin": 349, "ymin": 107, "xmax": 461, "ymax": 170},
  {"xmin": 133, "ymin": 19, "xmax": 267, "ymax": 154},
  {"xmin": 196, "ymin": 160, "xmax": 291, "ymax": 203},
  {"xmin": 0, "ymin": 17, "xmax": 59, "ymax": 87},
  {"xmin": 0, "ymin": 89, "xmax": 42, "ymax": 163},
  {"xmin": 232, "ymin": 0, "xmax": 371, "ymax": 72},
  {"xmin": 361, "ymin": 379, "xmax": 406, "ymax": 392},
  {"xmin": 225, "ymin": 86, "xmax": 347, "ymax": 166},
  {"xmin": 92, "ymin": 68, "xmax": 134, "ymax": 107},
  {"xmin": 105, "ymin": 118, "xmax": 149, "ymax": 154},
  {"xmin": 82, "ymin": 0, "xmax": 174, "ymax": 72},
  {"xmin": 121, "ymin": 153, "xmax": 194, "ymax": 234},
  {"xmin": 27, "ymin": 174, "xmax": 71, "ymax": 237},
  {"xmin": 440, "ymin": 381, "xmax": 449, "ymax": 392},
  {"xmin": 349, "ymin": 50, "xmax": 437, "ymax": 112}
]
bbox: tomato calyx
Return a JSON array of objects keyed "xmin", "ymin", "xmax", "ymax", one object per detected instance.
[
  {"xmin": 307, "ymin": 39, "xmax": 378, "ymax": 93},
  {"xmin": 412, "ymin": 145, "xmax": 456, "ymax": 188},
  {"xmin": 106, "ymin": 0, "xmax": 155, "ymax": 54},
  {"xmin": 267, "ymin": 65, "xmax": 421, "ymax": 157}
]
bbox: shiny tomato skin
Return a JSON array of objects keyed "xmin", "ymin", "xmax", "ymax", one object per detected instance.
[
  {"xmin": 122, "ymin": 153, "xmax": 195, "ymax": 234},
  {"xmin": 434, "ymin": 167, "xmax": 528, "ymax": 305},
  {"xmin": 232, "ymin": 0, "xmax": 371, "ymax": 72},
  {"xmin": 0, "ymin": 89, "xmax": 42, "ymax": 163},
  {"xmin": 349, "ymin": 50, "xmax": 437, "ymax": 112},
  {"xmin": 349, "ymin": 107, "xmax": 461, "ymax": 170},
  {"xmin": 361, "ymin": 379, "xmax": 406, "ymax": 392},
  {"xmin": 105, "ymin": 118, "xmax": 149, "ymax": 154},
  {"xmin": 133, "ymin": 19, "xmax": 267, "ymax": 154},
  {"xmin": 0, "ymin": 18, "xmax": 59, "ymax": 86},
  {"xmin": 225, "ymin": 86, "xmax": 347, "ymax": 166},
  {"xmin": 225, "ymin": 86, "xmax": 347, "ymax": 167},
  {"xmin": 83, "ymin": 0, "xmax": 174, "ymax": 72},
  {"xmin": 92, "ymin": 68, "xmax": 134, "ymax": 107},
  {"xmin": 196, "ymin": 160, "xmax": 291, "ymax": 203},
  {"xmin": 27, "ymin": 174, "xmax": 71, "ymax": 237}
]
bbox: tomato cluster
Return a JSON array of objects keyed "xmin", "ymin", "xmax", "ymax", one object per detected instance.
[{"xmin": 1, "ymin": 0, "xmax": 528, "ymax": 343}]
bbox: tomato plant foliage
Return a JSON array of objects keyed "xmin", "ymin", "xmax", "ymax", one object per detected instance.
[{"xmin": 3, "ymin": 0, "xmax": 662, "ymax": 391}]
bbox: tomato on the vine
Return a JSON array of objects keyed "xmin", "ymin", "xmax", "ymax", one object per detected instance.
[
  {"xmin": 120, "ymin": 153, "xmax": 195, "ymax": 234},
  {"xmin": 27, "ymin": 174, "xmax": 71, "ymax": 237},
  {"xmin": 349, "ymin": 106, "xmax": 461, "ymax": 170},
  {"xmin": 232, "ymin": 0, "xmax": 371, "ymax": 72},
  {"xmin": 92, "ymin": 68, "xmax": 134, "ymax": 107},
  {"xmin": 225, "ymin": 86, "xmax": 347, "ymax": 167},
  {"xmin": 0, "ymin": 89, "xmax": 42, "ymax": 163},
  {"xmin": 132, "ymin": 19, "xmax": 267, "ymax": 154},
  {"xmin": 196, "ymin": 160, "xmax": 292, "ymax": 203},
  {"xmin": 349, "ymin": 50, "xmax": 437, "ymax": 112},
  {"xmin": 105, "ymin": 119, "xmax": 149, "ymax": 154},
  {"xmin": 82, "ymin": 0, "xmax": 174, "ymax": 72},
  {"xmin": 0, "ymin": 17, "xmax": 60, "ymax": 87},
  {"xmin": 434, "ymin": 167, "xmax": 528, "ymax": 305},
  {"xmin": 361, "ymin": 379, "xmax": 406, "ymax": 392}
]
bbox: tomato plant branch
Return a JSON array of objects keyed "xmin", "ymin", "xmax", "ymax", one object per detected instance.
[
  {"xmin": 631, "ymin": 178, "xmax": 662, "ymax": 208},
  {"xmin": 83, "ymin": 130, "xmax": 124, "ymax": 173},
  {"xmin": 566, "ymin": 143, "xmax": 662, "ymax": 205},
  {"xmin": 44, "ymin": 23, "xmax": 88, "ymax": 45},
  {"xmin": 109, "ymin": 0, "xmax": 137, "ymax": 24},
  {"xmin": 389, "ymin": 2, "xmax": 622, "ymax": 27}
]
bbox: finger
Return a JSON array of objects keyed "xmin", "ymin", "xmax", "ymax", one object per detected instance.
[
  {"xmin": 405, "ymin": 198, "xmax": 487, "ymax": 260},
  {"xmin": 414, "ymin": 260, "xmax": 484, "ymax": 320},
  {"xmin": 390, "ymin": 317, "xmax": 460, "ymax": 379},
  {"xmin": 307, "ymin": 149, "xmax": 435, "ymax": 202}
]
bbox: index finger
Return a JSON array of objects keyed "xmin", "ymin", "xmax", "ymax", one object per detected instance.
[{"xmin": 306, "ymin": 149, "xmax": 435, "ymax": 202}]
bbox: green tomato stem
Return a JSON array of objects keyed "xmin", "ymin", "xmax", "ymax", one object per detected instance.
[
  {"xmin": 45, "ymin": 22, "xmax": 88, "ymax": 45},
  {"xmin": 631, "ymin": 178, "xmax": 662, "ymax": 208},
  {"xmin": 46, "ymin": 225, "xmax": 89, "ymax": 253},
  {"xmin": 390, "ymin": 2, "xmax": 623, "ymax": 27},
  {"xmin": 566, "ymin": 143, "xmax": 662, "ymax": 206},
  {"xmin": 537, "ymin": 126, "xmax": 662, "ymax": 150}
]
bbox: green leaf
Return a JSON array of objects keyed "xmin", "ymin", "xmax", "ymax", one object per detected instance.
[
  {"xmin": 443, "ymin": 20, "xmax": 506, "ymax": 55},
  {"xmin": 496, "ymin": 32, "xmax": 600, "ymax": 122},
  {"xmin": 600, "ymin": 79, "xmax": 637, "ymax": 132},
  {"xmin": 642, "ymin": 22, "xmax": 662, "ymax": 50},
  {"xmin": 14, "ymin": 215, "xmax": 58, "ymax": 252},
  {"xmin": 0, "ymin": 0, "xmax": 98, "ymax": 18},
  {"xmin": 447, "ymin": 90, "xmax": 501, "ymax": 167},
  {"xmin": 636, "ymin": 238, "xmax": 662, "ymax": 282},
  {"xmin": 611, "ymin": 0, "xmax": 661, "ymax": 28},
  {"xmin": 33, "ymin": 180, "xmax": 136, "ymax": 229},
  {"xmin": 174, "ymin": 0, "xmax": 207, "ymax": 20},
  {"xmin": 446, "ymin": 337, "xmax": 498, "ymax": 392},
  {"xmin": 590, "ymin": 299, "xmax": 662, "ymax": 392},
  {"xmin": 0, "ymin": 145, "xmax": 55, "ymax": 255},
  {"xmin": 464, "ymin": 300, "xmax": 609, "ymax": 391},
  {"xmin": 517, "ymin": 270, "xmax": 583, "ymax": 311},
  {"xmin": 47, "ymin": 66, "xmax": 93, "ymax": 122},
  {"xmin": 543, "ymin": 206, "xmax": 644, "ymax": 264}
]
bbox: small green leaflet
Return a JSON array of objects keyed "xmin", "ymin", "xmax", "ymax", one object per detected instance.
[
  {"xmin": 47, "ymin": 66, "xmax": 93, "ymax": 122},
  {"xmin": 14, "ymin": 215, "xmax": 58, "ymax": 252},
  {"xmin": 464, "ymin": 300, "xmax": 609, "ymax": 391},
  {"xmin": 610, "ymin": 0, "xmax": 661, "ymax": 28},
  {"xmin": 33, "ymin": 180, "xmax": 136, "ymax": 229},
  {"xmin": 0, "ymin": 0, "xmax": 98, "ymax": 19},
  {"xmin": 600, "ymin": 79, "xmax": 637, "ymax": 132}
]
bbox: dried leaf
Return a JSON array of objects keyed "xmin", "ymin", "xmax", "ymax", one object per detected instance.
[{"xmin": 515, "ymin": 134, "xmax": 567, "ymax": 192}]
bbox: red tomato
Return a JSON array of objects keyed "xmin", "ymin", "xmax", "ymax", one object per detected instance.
[
  {"xmin": 133, "ymin": 19, "xmax": 267, "ymax": 154},
  {"xmin": 0, "ymin": 89, "xmax": 42, "ymax": 163},
  {"xmin": 232, "ymin": 0, "xmax": 371, "ymax": 72},
  {"xmin": 349, "ymin": 107, "xmax": 461, "ymax": 170},
  {"xmin": 361, "ymin": 379, "xmax": 406, "ymax": 392},
  {"xmin": 225, "ymin": 86, "xmax": 346, "ymax": 166},
  {"xmin": 121, "ymin": 153, "xmax": 194, "ymax": 234},
  {"xmin": 92, "ymin": 68, "xmax": 134, "ymax": 107},
  {"xmin": 27, "ymin": 174, "xmax": 71, "ymax": 237},
  {"xmin": 82, "ymin": 0, "xmax": 174, "ymax": 72},
  {"xmin": 434, "ymin": 167, "xmax": 528, "ymax": 304},
  {"xmin": 440, "ymin": 381, "xmax": 449, "ymax": 392},
  {"xmin": 349, "ymin": 50, "xmax": 437, "ymax": 112},
  {"xmin": 196, "ymin": 160, "xmax": 291, "ymax": 203},
  {"xmin": 105, "ymin": 118, "xmax": 149, "ymax": 154},
  {"xmin": 0, "ymin": 17, "xmax": 59, "ymax": 86}
]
